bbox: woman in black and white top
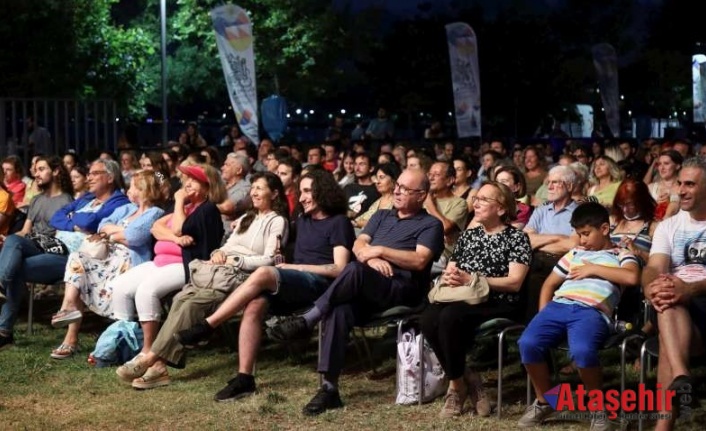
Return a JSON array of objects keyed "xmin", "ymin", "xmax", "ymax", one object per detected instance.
[{"xmin": 420, "ymin": 181, "xmax": 532, "ymax": 419}]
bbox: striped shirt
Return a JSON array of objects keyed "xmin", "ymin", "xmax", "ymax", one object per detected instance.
[{"xmin": 552, "ymin": 247, "xmax": 638, "ymax": 317}]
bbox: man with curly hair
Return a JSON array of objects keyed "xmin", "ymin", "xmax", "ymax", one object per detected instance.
[
  {"xmin": 268, "ymin": 168, "xmax": 444, "ymax": 416},
  {"xmin": 174, "ymin": 169, "xmax": 355, "ymax": 402}
]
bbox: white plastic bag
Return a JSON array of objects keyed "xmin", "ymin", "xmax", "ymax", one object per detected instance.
[{"xmin": 396, "ymin": 327, "xmax": 447, "ymax": 405}]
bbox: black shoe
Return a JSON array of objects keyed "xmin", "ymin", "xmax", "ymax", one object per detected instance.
[
  {"xmin": 174, "ymin": 321, "xmax": 214, "ymax": 349},
  {"xmin": 668, "ymin": 375, "xmax": 699, "ymax": 419},
  {"xmin": 214, "ymin": 373, "xmax": 256, "ymax": 402},
  {"xmin": 302, "ymin": 387, "xmax": 343, "ymax": 416},
  {"xmin": 266, "ymin": 316, "xmax": 311, "ymax": 342},
  {"xmin": 0, "ymin": 332, "xmax": 14, "ymax": 351}
]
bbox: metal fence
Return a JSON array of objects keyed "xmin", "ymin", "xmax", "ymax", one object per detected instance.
[{"xmin": 0, "ymin": 98, "xmax": 119, "ymax": 161}]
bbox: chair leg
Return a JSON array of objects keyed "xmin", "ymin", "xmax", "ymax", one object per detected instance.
[
  {"xmin": 638, "ymin": 340, "xmax": 649, "ymax": 431},
  {"xmin": 318, "ymin": 322, "xmax": 323, "ymax": 387},
  {"xmin": 417, "ymin": 329, "xmax": 425, "ymax": 406},
  {"xmin": 497, "ymin": 330, "xmax": 505, "ymax": 418},
  {"xmin": 358, "ymin": 328, "xmax": 379, "ymax": 374},
  {"xmin": 27, "ymin": 283, "xmax": 35, "ymax": 335}
]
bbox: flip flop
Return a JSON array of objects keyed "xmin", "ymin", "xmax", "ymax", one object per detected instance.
[
  {"xmin": 132, "ymin": 367, "xmax": 170, "ymax": 390},
  {"xmin": 50, "ymin": 343, "xmax": 79, "ymax": 360}
]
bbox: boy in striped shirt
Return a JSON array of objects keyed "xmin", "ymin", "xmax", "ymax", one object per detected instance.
[{"xmin": 517, "ymin": 202, "xmax": 640, "ymax": 429}]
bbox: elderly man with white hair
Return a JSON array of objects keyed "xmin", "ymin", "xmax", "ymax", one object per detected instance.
[
  {"xmin": 523, "ymin": 165, "xmax": 579, "ymax": 321},
  {"xmin": 218, "ymin": 153, "xmax": 252, "ymax": 237}
]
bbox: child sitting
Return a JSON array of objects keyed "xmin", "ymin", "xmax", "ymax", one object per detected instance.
[{"xmin": 517, "ymin": 202, "xmax": 640, "ymax": 430}]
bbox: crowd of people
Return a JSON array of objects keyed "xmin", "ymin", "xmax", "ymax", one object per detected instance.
[{"xmin": 1, "ymin": 121, "xmax": 705, "ymax": 431}]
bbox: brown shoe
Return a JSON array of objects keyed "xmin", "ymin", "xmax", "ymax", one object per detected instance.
[
  {"xmin": 465, "ymin": 369, "xmax": 491, "ymax": 417},
  {"xmin": 132, "ymin": 366, "xmax": 170, "ymax": 390},
  {"xmin": 439, "ymin": 387, "xmax": 467, "ymax": 418}
]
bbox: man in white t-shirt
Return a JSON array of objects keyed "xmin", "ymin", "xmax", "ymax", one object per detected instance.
[{"xmin": 643, "ymin": 156, "xmax": 706, "ymax": 431}]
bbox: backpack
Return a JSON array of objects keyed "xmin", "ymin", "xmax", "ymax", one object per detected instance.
[{"xmin": 90, "ymin": 321, "xmax": 144, "ymax": 367}]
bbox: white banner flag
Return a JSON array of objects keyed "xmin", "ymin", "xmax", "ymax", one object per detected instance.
[
  {"xmin": 211, "ymin": 5, "xmax": 259, "ymax": 144},
  {"xmin": 446, "ymin": 23, "xmax": 481, "ymax": 138},
  {"xmin": 693, "ymin": 54, "xmax": 706, "ymax": 123}
]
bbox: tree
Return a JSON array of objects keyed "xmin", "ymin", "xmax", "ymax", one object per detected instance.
[
  {"xmin": 133, "ymin": 0, "xmax": 347, "ymax": 115},
  {"xmin": 0, "ymin": 0, "xmax": 154, "ymax": 116}
]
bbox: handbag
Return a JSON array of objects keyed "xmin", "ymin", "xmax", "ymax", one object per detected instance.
[
  {"xmin": 395, "ymin": 327, "xmax": 447, "ymax": 405},
  {"xmin": 188, "ymin": 259, "xmax": 248, "ymax": 294},
  {"xmin": 27, "ymin": 233, "xmax": 69, "ymax": 255},
  {"xmin": 78, "ymin": 236, "xmax": 110, "ymax": 260},
  {"xmin": 427, "ymin": 271, "xmax": 490, "ymax": 306}
]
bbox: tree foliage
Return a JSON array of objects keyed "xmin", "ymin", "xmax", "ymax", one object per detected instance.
[
  {"xmin": 133, "ymin": 0, "xmax": 346, "ymax": 112},
  {"xmin": 0, "ymin": 0, "xmax": 153, "ymax": 116}
]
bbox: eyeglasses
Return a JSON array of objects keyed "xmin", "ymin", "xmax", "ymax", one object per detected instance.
[
  {"xmin": 87, "ymin": 170, "xmax": 107, "ymax": 177},
  {"xmin": 471, "ymin": 195, "xmax": 500, "ymax": 205},
  {"xmin": 394, "ymin": 182, "xmax": 424, "ymax": 195}
]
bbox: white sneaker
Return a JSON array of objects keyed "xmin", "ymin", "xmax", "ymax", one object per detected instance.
[{"xmin": 518, "ymin": 399, "xmax": 554, "ymax": 428}]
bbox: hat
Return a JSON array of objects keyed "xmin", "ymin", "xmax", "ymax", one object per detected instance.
[{"xmin": 178, "ymin": 165, "xmax": 209, "ymax": 184}]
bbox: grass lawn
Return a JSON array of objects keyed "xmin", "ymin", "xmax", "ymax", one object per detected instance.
[{"xmin": 0, "ymin": 299, "xmax": 704, "ymax": 430}]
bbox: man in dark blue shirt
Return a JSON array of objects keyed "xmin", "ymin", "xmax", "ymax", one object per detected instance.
[
  {"xmin": 139, "ymin": 169, "xmax": 355, "ymax": 399},
  {"xmin": 269, "ymin": 168, "xmax": 444, "ymax": 416}
]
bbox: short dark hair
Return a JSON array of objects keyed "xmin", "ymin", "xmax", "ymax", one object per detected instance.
[
  {"xmin": 570, "ymin": 202, "xmax": 609, "ymax": 229},
  {"xmin": 278, "ymin": 156, "xmax": 302, "ymax": 177}
]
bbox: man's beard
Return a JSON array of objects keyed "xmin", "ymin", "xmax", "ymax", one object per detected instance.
[{"xmin": 37, "ymin": 180, "xmax": 51, "ymax": 191}]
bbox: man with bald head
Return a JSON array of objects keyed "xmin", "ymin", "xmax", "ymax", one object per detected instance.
[{"xmin": 268, "ymin": 169, "xmax": 444, "ymax": 416}]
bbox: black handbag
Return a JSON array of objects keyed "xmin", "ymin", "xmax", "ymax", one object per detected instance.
[{"xmin": 27, "ymin": 233, "xmax": 69, "ymax": 255}]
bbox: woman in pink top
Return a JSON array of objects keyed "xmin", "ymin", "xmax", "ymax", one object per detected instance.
[
  {"xmin": 2, "ymin": 155, "xmax": 27, "ymax": 207},
  {"xmin": 110, "ymin": 164, "xmax": 226, "ymax": 370}
]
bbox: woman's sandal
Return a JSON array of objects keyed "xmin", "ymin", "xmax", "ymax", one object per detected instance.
[
  {"xmin": 131, "ymin": 367, "xmax": 171, "ymax": 390},
  {"xmin": 50, "ymin": 343, "xmax": 79, "ymax": 360}
]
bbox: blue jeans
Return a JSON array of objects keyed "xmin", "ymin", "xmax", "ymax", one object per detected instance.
[{"xmin": 0, "ymin": 234, "xmax": 68, "ymax": 333}]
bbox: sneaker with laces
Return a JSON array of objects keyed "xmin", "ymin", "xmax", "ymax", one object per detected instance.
[
  {"xmin": 214, "ymin": 373, "xmax": 257, "ymax": 402},
  {"xmin": 517, "ymin": 399, "xmax": 554, "ymax": 428},
  {"xmin": 174, "ymin": 320, "xmax": 214, "ymax": 349},
  {"xmin": 439, "ymin": 387, "xmax": 467, "ymax": 418},
  {"xmin": 302, "ymin": 387, "xmax": 344, "ymax": 416},
  {"xmin": 266, "ymin": 316, "xmax": 311, "ymax": 342},
  {"xmin": 590, "ymin": 411, "xmax": 612, "ymax": 431},
  {"xmin": 0, "ymin": 332, "xmax": 14, "ymax": 351},
  {"xmin": 465, "ymin": 369, "xmax": 491, "ymax": 417}
]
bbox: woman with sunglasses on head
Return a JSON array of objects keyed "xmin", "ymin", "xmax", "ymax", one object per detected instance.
[
  {"xmin": 421, "ymin": 182, "xmax": 531, "ymax": 418},
  {"xmin": 49, "ymin": 170, "xmax": 167, "ymax": 359}
]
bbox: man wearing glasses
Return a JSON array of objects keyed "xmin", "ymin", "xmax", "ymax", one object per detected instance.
[
  {"xmin": 523, "ymin": 165, "xmax": 579, "ymax": 321},
  {"xmin": 425, "ymin": 161, "xmax": 468, "ymax": 276},
  {"xmin": 268, "ymin": 168, "xmax": 444, "ymax": 416}
]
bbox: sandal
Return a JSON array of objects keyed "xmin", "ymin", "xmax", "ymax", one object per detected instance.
[
  {"xmin": 116, "ymin": 354, "xmax": 148, "ymax": 382},
  {"xmin": 50, "ymin": 343, "xmax": 79, "ymax": 360},
  {"xmin": 132, "ymin": 366, "xmax": 170, "ymax": 390},
  {"xmin": 51, "ymin": 309, "xmax": 83, "ymax": 328}
]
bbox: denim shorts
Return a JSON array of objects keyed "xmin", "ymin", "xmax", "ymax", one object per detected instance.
[{"xmin": 268, "ymin": 268, "xmax": 330, "ymax": 315}]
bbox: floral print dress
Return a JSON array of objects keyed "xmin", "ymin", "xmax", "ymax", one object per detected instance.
[{"xmin": 64, "ymin": 218, "xmax": 133, "ymax": 318}]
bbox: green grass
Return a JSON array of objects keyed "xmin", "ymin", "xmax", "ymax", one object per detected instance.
[{"xmin": 0, "ymin": 300, "xmax": 704, "ymax": 430}]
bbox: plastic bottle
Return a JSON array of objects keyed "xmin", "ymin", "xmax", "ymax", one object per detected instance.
[{"xmin": 273, "ymin": 235, "xmax": 285, "ymax": 265}]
